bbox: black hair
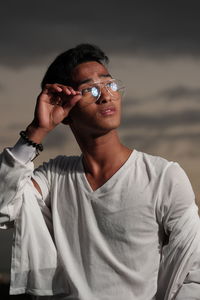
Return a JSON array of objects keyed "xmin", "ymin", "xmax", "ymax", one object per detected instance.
[{"xmin": 41, "ymin": 44, "xmax": 109, "ymax": 89}]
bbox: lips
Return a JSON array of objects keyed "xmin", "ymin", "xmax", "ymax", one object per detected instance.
[{"xmin": 99, "ymin": 106, "xmax": 116, "ymax": 116}]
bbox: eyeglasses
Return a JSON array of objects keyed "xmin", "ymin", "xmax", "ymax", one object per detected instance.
[{"xmin": 78, "ymin": 79, "xmax": 125, "ymax": 104}]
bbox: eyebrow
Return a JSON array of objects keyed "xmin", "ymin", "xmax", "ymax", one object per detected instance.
[{"xmin": 77, "ymin": 74, "xmax": 112, "ymax": 86}]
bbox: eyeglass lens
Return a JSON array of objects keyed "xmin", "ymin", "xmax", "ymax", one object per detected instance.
[
  {"xmin": 90, "ymin": 81, "xmax": 121, "ymax": 99},
  {"xmin": 80, "ymin": 80, "xmax": 124, "ymax": 104}
]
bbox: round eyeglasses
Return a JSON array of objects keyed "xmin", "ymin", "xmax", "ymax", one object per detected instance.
[{"xmin": 78, "ymin": 79, "xmax": 125, "ymax": 104}]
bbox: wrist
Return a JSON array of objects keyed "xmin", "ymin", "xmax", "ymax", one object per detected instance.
[
  {"xmin": 19, "ymin": 130, "xmax": 44, "ymax": 160},
  {"xmin": 26, "ymin": 121, "xmax": 49, "ymax": 144}
]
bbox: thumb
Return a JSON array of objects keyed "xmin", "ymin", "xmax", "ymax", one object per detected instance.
[
  {"xmin": 63, "ymin": 93, "xmax": 81, "ymax": 110},
  {"xmin": 61, "ymin": 94, "xmax": 81, "ymax": 125}
]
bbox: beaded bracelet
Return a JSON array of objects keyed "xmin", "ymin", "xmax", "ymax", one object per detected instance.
[{"xmin": 20, "ymin": 131, "xmax": 44, "ymax": 159}]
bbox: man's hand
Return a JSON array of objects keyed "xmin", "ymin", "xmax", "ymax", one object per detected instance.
[{"xmin": 26, "ymin": 84, "xmax": 81, "ymax": 143}]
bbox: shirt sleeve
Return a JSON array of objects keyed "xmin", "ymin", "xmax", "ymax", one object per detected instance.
[
  {"xmin": 157, "ymin": 163, "xmax": 200, "ymax": 299},
  {"xmin": 0, "ymin": 147, "xmax": 34, "ymax": 228},
  {"xmin": 160, "ymin": 163, "xmax": 195, "ymax": 235},
  {"xmin": 0, "ymin": 146, "xmax": 52, "ymax": 228},
  {"xmin": 10, "ymin": 137, "xmax": 37, "ymax": 163},
  {"xmin": 175, "ymin": 255, "xmax": 200, "ymax": 299}
]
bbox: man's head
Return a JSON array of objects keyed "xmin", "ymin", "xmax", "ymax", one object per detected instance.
[
  {"xmin": 41, "ymin": 44, "xmax": 109, "ymax": 89},
  {"xmin": 41, "ymin": 44, "xmax": 123, "ymax": 139}
]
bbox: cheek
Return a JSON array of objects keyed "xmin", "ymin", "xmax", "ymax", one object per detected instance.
[{"xmin": 69, "ymin": 104, "xmax": 97, "ymax": 123}]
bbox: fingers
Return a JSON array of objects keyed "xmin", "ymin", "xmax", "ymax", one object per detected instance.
[
  {"xmin": 43, "ymin": 83, "xmax": 80, "ymax": 97},
  {"xmin": 40, "ymin": 83, "xmax": 81, "ymax": 108}
]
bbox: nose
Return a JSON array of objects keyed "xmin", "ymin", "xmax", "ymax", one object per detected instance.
[{"xmin": 97, "ymin": 86, "xmax": 112, "ymax": 104}]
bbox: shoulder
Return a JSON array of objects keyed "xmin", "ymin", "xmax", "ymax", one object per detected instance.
[
  {"xmin": 50, "ymin": 155, "xmax": 81, "ymax": 169},
  {"xmin": 136, "ymin": 151, "xmax": 196, "ymax": 231},
  {"xmin": 136, "ymin": 150, "xmax": 193, "ymax": 192},
  {"xmin": 135, "ymin": 150, "xmax": 174, "ymax": 179},
  {"xmin": 34, "ymin": 155, "xmax": 81, "ymax": 175}
]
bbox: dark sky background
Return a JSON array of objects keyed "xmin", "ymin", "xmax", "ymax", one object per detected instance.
[
  {"xmin": 1, "ymin": 0, "xmax": 200, "ymax": 67},
  {"xmin": 1, "ymin": 0, "xmax": 200, "ymax": 275}
]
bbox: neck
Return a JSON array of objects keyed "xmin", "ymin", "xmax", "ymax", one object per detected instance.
[{"xmin": 73, "ymin": 129, "xmax": 132, "ymax": 176}]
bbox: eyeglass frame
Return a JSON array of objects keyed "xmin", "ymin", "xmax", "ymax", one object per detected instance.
[{"xmin": 77, "ymin": 78, "xmax": 125, "ymax": 104}]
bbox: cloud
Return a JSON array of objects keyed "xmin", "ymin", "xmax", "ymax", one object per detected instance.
[
  {"xmin": 8, "ymin": 122, "xmax": 27, "ymax": 131},
  {"xmin": 120, "ymin": 94, "xmax": 200, "ymax": 154},
  {"xmin": 121, "ymin": 129, "xmax": 200, "ymax": 157},
  {"xmin": 157, "ymin": 86, "xmax": 200, "ymax": 101},
  {"xmin": 44, "ymin": 125, "xmax": 69, "ymax": 149},
  {"xmin": 1, "ymin": 0, "xmax": 200, "ymax": 68},
  {"xmin": 0, "ymin": 83, "xmax": 5, "ymax": 92},
  {"xmin": 122, "ymin": 108, "xmax": 200, "ymax": 129},
  {"xmin": 122, "ymin": 84, "xmax": 200, "ymax": 107}
]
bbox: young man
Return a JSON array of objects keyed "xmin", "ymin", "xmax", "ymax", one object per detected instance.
[{"xmin": 0, "ymin": 44, "xmax": 200, "ymax": 300}]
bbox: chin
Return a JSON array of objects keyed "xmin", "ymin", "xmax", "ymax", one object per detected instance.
[{"xmin": 95, "ymin": 120, "xmax": 121, "ymax": 133}]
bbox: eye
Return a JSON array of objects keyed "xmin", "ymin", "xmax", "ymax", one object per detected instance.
[
  {"xmin": 81, "ymin": 86, "xmax": 99, "ymax": 98},
  {"xmin": 106, "ymin": 81, "xmax": 118, "ymax": 91},
  {"xmin": 81, "ymin": 87, "xmax": 93, "ymax": 95},
  {"xmin": 91, "ymin": 86, "xmax": 99, "ymax": 98}
]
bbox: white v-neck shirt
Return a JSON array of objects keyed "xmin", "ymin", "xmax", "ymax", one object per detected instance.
[{"xmin": 27, "ymin": 149, "xmax": 194, "ymax": 300}]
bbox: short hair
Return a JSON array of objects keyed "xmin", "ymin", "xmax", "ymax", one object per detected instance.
[{"xmin": 41, "ymin": 44, "xmax": 109, "ymax": 89}]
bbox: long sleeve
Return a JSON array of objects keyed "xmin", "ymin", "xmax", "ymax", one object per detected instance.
[
  {"xmin": 175, "ymin": 256, "xmax": 200, "ymax": 299},
  {"xmin": 0, "ymin": 146, "xmax": 65, "ymax": 295},
  {"xmin": 174, "ymin": 230, "xmax": 200, "ymax": 299},
  {"xmin": 0, "ymin": 136, "xmax": 54, "ymax": 229},
  {"xmin": 0, "ymin": 147, "xmax": 35, "ymax": 228},
  {"xmin": 156, "ymin": 163, "xmax": 200, "ymax": 300}
]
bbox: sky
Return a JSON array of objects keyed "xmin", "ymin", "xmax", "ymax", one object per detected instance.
[{"xmin": 0, "ymin": 0, "xmax": 200, "ymax": 274}]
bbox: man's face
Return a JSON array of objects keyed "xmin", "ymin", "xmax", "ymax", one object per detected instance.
[{"xmin": 69, "ymin": 61, "xmax": 122, "ymax": 138}]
